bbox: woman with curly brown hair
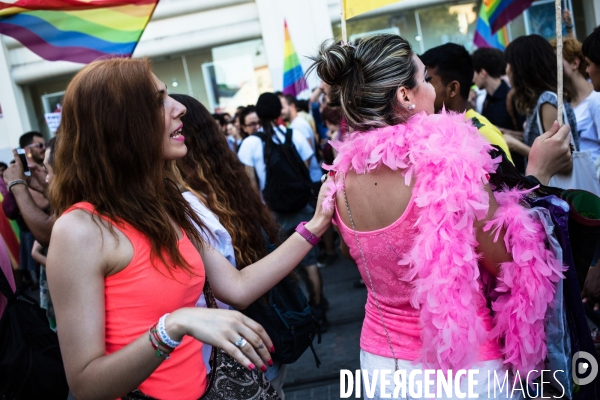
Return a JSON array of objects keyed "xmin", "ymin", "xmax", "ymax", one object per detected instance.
[
  {"xmin": 46, "ymin": 58, "xmax": 332, "ymax": 399},
  {"xmin": 169, "ymin": 94, "xmax": 289, "ymax": 396}
]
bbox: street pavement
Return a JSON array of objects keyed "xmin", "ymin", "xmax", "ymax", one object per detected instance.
[{"xmin": 284, "ymin": 255, "xmax": 367, "ymax": 400}]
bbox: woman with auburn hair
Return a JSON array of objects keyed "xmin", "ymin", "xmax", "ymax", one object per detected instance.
[
  {"xmin": 310, "ymin": 34, "xmax": 566, "ymax": 398},
  {"xmin": 504, "ymin": 34, "xmax": 578, "ymax": 159},
  {"xmin": 46, "ymin": 58, "xmax": 332, "ymax": 400},
  {"xmin": 169, "ymin": 93, "xmax": 287, "ymax": 396}
]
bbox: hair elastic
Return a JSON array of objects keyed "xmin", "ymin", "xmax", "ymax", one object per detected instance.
[{"xmin": 341, "ymin": 41, "xmax": 357, "ymax": 50}]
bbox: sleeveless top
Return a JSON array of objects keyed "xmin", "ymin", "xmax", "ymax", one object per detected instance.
[
  {"xmin": 524, "ymin": 91, "xmax": 579, "ymax": 149},
  {"xmin": 333, "ymin": 195, "xmax": 502, "ymax": 362},
  {"xmin": 322, "ymin": 111, "xmax": 564, "ymax": 374},
  {"xmin": 64, "ymin": 202, "xmax": 207, "ymax": 399}
]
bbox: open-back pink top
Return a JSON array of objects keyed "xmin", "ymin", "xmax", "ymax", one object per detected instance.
[{"xmin": 333, "ymin": 196, "xmax": 502, "ymax": 362}]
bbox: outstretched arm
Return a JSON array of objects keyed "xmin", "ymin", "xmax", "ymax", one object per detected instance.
[{"xmin": 202, "ymin": 178, "xmax": 334, "ymax": 309}]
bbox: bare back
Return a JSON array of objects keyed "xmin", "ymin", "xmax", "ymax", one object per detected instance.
[
  {"xmin": 336, "ymin": 166, "xmax": 510, "ymax": 277},
  {"xmin": 336, "ymin": 166, "xmax": 412, "ymax": 232}
]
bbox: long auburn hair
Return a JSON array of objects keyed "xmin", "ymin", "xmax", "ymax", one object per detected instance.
[
  {"xmin": 171, "ymin": 94, "xmax": 280, "ymax": 268},
  {"xmin": 505, "ymin": 35, "xmax": 576, "ymax": 115},
  {"xmin": 50, "ymin": 58, "xmax": 206, "ymax": 275}
]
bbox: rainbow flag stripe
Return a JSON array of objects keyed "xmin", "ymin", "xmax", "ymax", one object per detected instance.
[
  {"xmin": 474, "ymin": 3, "xmax": 509, "ymax": 50},
  {"xmin": 0, "ymin": 0, "xmax": 158, "ymax": 64},
  {"xmin": 483, "ymin": 0, "xmax": 534, "ymax": 34},
  {"xmin": 283, "ymin": 20, "xmax": 307, "ymax": 97}
]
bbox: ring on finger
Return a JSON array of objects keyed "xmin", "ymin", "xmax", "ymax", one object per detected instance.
[
  {"xmin": 321, "ymin": 173, "xmax": 327, "ymax": 183},
  {"xmin": 234, "ymin": 337, "xmax": 248, "ymax": 348}
]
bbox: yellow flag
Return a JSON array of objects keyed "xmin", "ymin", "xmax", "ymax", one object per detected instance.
[{"xmin": 344, "ymin": 0, "xmax": 402, "ymax": 20}]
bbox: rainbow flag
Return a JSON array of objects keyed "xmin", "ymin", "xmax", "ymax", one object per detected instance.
[
  {"xmin": 482, "ymin": 0, "xmax": 534, "ymax": 34},
  {"xmin": 474, "ymin": 3, "xmax": 509, "ymax": 50},
  {"xmin": 0, "ymin": 0, "xmax": 158, "ymax": 64},
  {"xmin": 283, "ymin": 20, "xmax": 307, "ymax": 97}
]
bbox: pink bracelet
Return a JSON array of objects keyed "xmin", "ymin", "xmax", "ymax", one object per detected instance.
[{"xmin": 295, "ymin": 222, "xmax": 321, "ymax": 246}]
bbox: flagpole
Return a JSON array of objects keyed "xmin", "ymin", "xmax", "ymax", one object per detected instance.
[
  {"xmin": 555, "ymin": 0, "xmax": 563, "ymax": 125},
  {"xmin": 340, "ymin": 0, "xmax": 347, "ymax": 43}
]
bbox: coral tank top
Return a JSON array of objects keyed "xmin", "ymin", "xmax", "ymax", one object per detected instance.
[
  {"xmin": 64, "ymin": 202, "xmax": 207, "ymax": 399},
  {"xmin": 333, "ymin": 195, "xmax": 502, "ymax": 362}
]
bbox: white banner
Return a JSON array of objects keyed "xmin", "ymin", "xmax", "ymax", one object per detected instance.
[{"xmin": 44, "ymin": 112, "xmax": 61, "ymax": 133}]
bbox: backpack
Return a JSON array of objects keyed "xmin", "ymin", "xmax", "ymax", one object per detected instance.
[
  {"xmin": 255, "ymin": 128, "xmax": 312, "ymax": 214},
  {"xmin": 0, "ymin": 268, "xmax": 69, "ymax": 399},
  {"xmin": 241, "ymin": 236, "xmax": 321, "ymax": 366}
]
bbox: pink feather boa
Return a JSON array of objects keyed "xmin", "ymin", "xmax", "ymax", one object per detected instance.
[
  {"xmin": 484, "ymin": 189, "xmax": 565, "ymax": 378},
  {"xmin": 322, "ymin": 111, "xmax": 564, "ymax": 375}
]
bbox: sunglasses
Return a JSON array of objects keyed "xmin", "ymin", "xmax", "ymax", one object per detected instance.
[
  {"xmin": 244, "ymin": 122, "xmax": 259, "ymax": 127},
  {"xmin": 27, "ymin": 143, "xmax": 46, "ymax": 150}
]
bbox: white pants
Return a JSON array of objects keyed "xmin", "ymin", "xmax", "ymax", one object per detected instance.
[{"xmin": 359, "ymin": 350, "xmax": 523, "ymax": 399}]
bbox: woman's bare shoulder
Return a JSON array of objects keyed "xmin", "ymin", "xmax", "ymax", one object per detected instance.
[
  {"xmin": 52, "ymin": 209, "xmax": 104, "ymax": 244},
  {"xmin": 50, "ymin": 209, "xmax": 133, "ymax": 275}
]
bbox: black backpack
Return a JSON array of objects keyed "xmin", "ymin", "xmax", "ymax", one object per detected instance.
[
  {"xmin": 0, "ymin": 268, "xmax": 69, "ymax": 399},
  {"xmin": 255, "ymin": 128, "xmax": 312, "ymax": 214},
  {"xmin": 241, "ymin": 237, "xmax": 321, "ymax": 366}
]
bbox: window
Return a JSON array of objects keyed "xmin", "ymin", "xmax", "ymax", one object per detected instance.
[
  {"xmin": 332, "ymin": 1, "xmax": 478, "ymax": 54},
  {"xmin": 202, "ymin": 39, "xmax": 272, "ymax": 114}
]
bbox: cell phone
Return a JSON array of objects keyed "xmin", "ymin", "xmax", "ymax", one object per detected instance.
[{"xmin": 16, "ymin": 148, "xmax": 31, "ymax": 176}]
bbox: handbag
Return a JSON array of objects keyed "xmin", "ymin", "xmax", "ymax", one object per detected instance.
[
  {"xmin": 200, "ymin": 282, "xmax": 280, "ymax": 400},
  {"xmin": 241, "ymin": 233, "xmax": 321, "ymax": 366},
  {"xmin": 123, "ymin": 283, "xmax": 280, "ymax": 400},
  {"xmin": 0, "ymin": 266, "xmax": 69, "ymax": 400}
]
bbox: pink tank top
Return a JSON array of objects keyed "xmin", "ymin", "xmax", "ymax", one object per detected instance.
[
  {"xmin": 333, "ymin": 195, "xmax": 502, "ymax": 362},
  {"xmin": 64, "ymin": 202, "xmax": 207, "ymax": 399}
]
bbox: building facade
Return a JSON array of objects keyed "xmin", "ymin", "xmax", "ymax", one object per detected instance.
[{"xmin": 0, "ymin": 0, "xmax": 599, "ymax": 160}]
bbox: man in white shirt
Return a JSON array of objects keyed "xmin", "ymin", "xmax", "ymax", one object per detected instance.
[
  {"xmin": 280, "ymin": 94, "xmax": 323, "ymax": 184},
  {"xmin": 238, "ymin": 93, "xmax": 329, "ymax": 329},
  {"xmin": 280, "ymin": 94, "xmax": 339, "ymax": 268},
  {"xmin": 237, "ymin": 120, "xmax": 313, "ymax": 193}
]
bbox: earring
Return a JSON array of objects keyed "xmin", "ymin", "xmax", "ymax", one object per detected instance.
[{"xmin": 408, "ymin": 104, "xmax": 416, "ymax": 110}]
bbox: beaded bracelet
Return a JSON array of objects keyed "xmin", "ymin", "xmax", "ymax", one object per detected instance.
[
  {"xmin": 150, "ymin": 325, "xmax": 174, "ymax": 351},
  {"xmin": 148, "ymin": 329, "xmax": 170, "ymax": 360},
  {"xmin": 157, "ymin": 313, "xmax": 181, "ymax": 349}
]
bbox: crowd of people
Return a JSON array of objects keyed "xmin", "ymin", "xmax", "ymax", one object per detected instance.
[{"xmin": 0, "ymin": 21, "xmax": 600, "ymax": 400}]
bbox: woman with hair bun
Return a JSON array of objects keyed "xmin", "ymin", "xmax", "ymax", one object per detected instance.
[{"xmin": 311, "ymin": 34, "xmax": 565, "ymax": 398}]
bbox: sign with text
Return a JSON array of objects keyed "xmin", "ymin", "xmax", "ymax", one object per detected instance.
[{"xmin": 44, "ymin": 113, "xmax": 61, "ymax": 133}]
